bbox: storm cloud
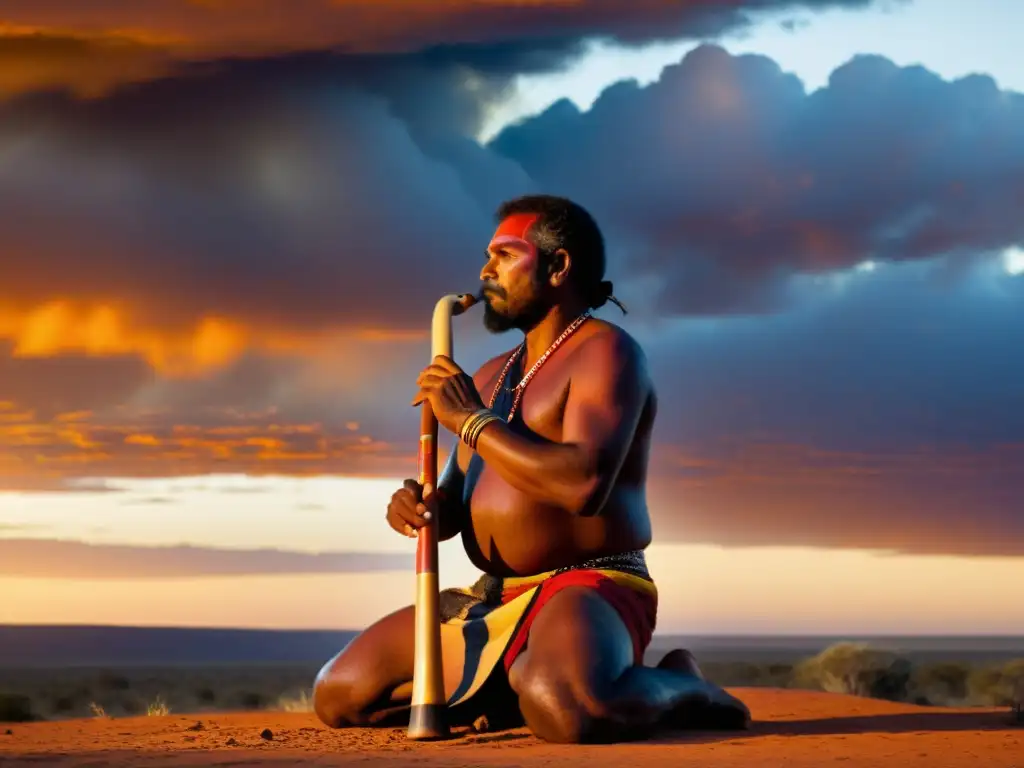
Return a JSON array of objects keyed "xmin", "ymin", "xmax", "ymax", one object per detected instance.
[
  {"xmin": 491, "ymin": 45, "xmax": 1024, "ymax": 314},
  {"xmin": 1, "ymin": 9, "xmax": 1021, "ymax": 559},
  {"xmin": 0, "ymin": 1, "xmax": 879, "ymax": 90},
  {"xmin": 643, "ymin": 256, "xmax": 1024, "ymax": 556}
]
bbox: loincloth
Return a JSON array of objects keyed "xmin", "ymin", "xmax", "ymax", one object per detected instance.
[{"xmin": 438, "ymin": 550, "xmax": 658, "ymax": 709}]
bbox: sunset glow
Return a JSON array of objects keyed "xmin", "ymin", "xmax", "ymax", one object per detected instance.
[{"xmin": 2, "ymin": 0, "xmax": 1023, "ymax": 636}]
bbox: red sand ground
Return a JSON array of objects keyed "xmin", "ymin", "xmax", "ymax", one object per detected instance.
[{"xmin": 2, "ymin": 688, "xmax": 1021, "ymax": 767}]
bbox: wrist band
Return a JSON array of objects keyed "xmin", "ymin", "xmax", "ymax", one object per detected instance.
[
  {"xmin": 460, "ymin": 409, "xmax": 500, "ymax": 449},
  {"xmin": 459, "ymin": 409, "xmax": 488, "ymax": 442},
  {"xmin": 468, "ymin": 413, "xmax": 499, "ymax": 449}
]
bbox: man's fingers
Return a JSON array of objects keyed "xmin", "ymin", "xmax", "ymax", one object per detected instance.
[
  {"xmin": 416, "ymin": 365, "xmax": 450, "ymax": 385},
  {"xmin": 410, "ymin": 377, "xmax": 443, "ymax": 406},
  {"xmin": 410, "ymin": 386, "xmax": 430, "ymax": 406},
  {"xmin": 416, "ymin": 373, "xmax": 445, "ymax": 388},
  {"xmin": 388, "ymin": 502, "xmax": 429, "ymax": 537},
  {"xmin": 431, "ymin": 355, "xmax": 461, "ymax": 373}
]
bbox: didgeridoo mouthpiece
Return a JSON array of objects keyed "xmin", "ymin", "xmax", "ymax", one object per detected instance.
[{"xmin": 448, "ymin": 291, "xmax": 481, "ymax": 316}]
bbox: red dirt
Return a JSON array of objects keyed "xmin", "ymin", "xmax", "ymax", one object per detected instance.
[{"xmin": 1, "ymin": 688, "xmax": 1020, "ymax": 767}]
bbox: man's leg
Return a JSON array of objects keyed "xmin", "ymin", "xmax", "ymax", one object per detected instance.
[
  {"xmin": 312, "ymin": 605, "xmax": 471, "ymax": 728},
  {"xmin": 508, "ymin": 586, "xmax": 750, "ymax": 744}
]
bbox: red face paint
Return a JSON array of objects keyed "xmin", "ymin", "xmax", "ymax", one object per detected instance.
[{"xmin": 489, "ymin": 213, "xmax": 539, "ymax": 257}]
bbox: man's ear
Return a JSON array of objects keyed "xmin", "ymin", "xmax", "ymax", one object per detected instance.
[{"xmin": 547, "ymin": 248, "xmax": 572, "ymax": 287}]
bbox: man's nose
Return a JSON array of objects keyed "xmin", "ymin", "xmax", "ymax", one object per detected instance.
[{"xmin": 480, "ymin": 256, "xmax": 497, "ymax": 283}]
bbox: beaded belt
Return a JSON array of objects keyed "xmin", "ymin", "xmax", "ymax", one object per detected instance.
[{"xmin": 555, "ymin": 549, "xmax": 650, "ymax": 579}]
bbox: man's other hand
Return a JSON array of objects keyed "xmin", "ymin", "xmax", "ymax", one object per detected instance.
[{"xmin": 386, "ymin": 479, "xmax": 435, "ymax": 538}]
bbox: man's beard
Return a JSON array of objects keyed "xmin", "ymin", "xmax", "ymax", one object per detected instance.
[
  {"xmin": 482, "ymin": 301, "xmax": 519, "ymax": 333},
  {"xmin": 482, "ymin": 288, "xmax": 549, "ymax": 334}
]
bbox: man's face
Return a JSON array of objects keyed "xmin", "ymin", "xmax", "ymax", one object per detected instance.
[{"xmin": 480, "ymin": 213, "xmax": 550, "ymax": 333}]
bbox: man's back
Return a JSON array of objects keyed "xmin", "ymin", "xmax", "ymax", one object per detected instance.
[{"xmin": 455, "ymin": 318, "xmax": 657, "ymax": 577}]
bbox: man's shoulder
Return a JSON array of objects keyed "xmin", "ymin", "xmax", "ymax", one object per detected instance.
[{"xmin": 575, "ymin": 318, "xmax": 649, "ymax": 373}]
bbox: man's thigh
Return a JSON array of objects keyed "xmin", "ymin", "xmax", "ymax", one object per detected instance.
[{"xmin": 508, "ymin": 585, "xmax": 636, "ymax": 697}]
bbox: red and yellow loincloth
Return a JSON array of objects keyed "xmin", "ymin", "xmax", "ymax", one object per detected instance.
[{"xmin": 438, "ymin": 559, "xmax": 658, "ymax": 708}]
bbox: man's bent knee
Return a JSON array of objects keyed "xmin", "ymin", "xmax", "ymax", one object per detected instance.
[
  {"xmin": 516, "ymin": 665, "xmax": 616, "ymax": 744},
  {"xmin": 312, "ymin": 654, "xmax": 389, "ymax": 728},
  {"xmin": 313, "ymin": 661, "xmax": 360, "ymax": 727},
  {"xmin": 311, "ymin": 606, "xmax": 416, "ymax": 729}
]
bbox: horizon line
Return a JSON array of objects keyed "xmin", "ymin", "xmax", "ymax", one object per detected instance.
[{"xmin": 2, "ymin": 623, "xmax": 1022, "ymax": 640}]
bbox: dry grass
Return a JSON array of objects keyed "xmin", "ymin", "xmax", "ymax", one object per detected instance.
[
  {"xmin": 0, "ymin": 663, "xmax": 318, "ymax": 722},
  {"xmin": 788, "ymin": 643, "xmax": 1024, "ymax": 709},
  {"xmin": 1, "ymin": 646, "xmax": 1021, "ymax": 723}
]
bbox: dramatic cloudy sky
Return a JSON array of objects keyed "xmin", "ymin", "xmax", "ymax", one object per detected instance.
[{"xmin": 1, "ymin": 0, "xmax": 1022, "ymax": 634}]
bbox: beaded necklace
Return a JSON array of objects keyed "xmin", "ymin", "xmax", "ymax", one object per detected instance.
[{"xmin": 487, "ymin": 310, "xmax": 592, "ymax": 422}]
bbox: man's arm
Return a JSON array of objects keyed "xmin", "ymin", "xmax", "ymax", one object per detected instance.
[{"xmin": 473, "ymin": 331, "xmax": 650, "ymax": 517}]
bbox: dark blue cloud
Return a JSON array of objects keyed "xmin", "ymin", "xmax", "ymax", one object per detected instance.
[
  {"xmin": 648, "ymin": 259, "xmax": 1024, "ymax": 448},
  {"xmin": 490, "ymin": 45, "xmax": 1024, "ymax": 316},
  {"xmin": 642, "ymin": 258, "xmax": 1024, "ymax": 555}
]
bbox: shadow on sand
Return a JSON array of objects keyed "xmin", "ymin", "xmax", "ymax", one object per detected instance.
[{"xmin": 646, "ymin": 709, "xmax": 1018, "ymax": 745}]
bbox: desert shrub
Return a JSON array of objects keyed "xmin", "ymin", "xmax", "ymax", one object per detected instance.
[
  {"xmin": 967, "ymin": 659, "xmax": 1024, "ymax": 707},
  {"xmin": 97, "ymin": 671, "xmax": 130, "ymax": 691},
  {"xmin": 792, "ymin": 642, "xmax": 912, "ymax": 701},
  {"xmin": 701, "ymin": 661, "xmax": 794, "ymax": 688},
  {"xmin": 196, "ymin": 686, "xmax": 216, "ymax": 703},
  {"xmin": 239, "ymin": 691, "xmax": 263, "ymax": 709},
  {"xmin": 0, "ymin": 693, "xmax": 36, "ymax": 722},
  {"xmin": 50, "ymin": 695, "xmax": 75, "ymax": 714},
  {"xmin": 909, "ymin": 662, "xmax": 971, "ymax": 705}
]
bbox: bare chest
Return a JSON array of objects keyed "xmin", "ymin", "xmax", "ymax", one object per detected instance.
[{"xmin": 456, "ymin": 357, "xmax": 570, "ymax": 472}]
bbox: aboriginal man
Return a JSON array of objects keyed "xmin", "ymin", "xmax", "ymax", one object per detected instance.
[{"xmin": 312, "ymin": 195, "xmax": 750, "ymax": 743}]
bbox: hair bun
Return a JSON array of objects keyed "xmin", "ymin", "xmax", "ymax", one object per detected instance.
[{"xmin": 600, "ymin": 280, "xmax": 614, "ymax": 297}]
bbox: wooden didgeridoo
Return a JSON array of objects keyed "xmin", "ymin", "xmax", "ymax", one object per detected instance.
[{"xmin": 407, "ymin": 290, "xmax": 480, "ymax": 741}]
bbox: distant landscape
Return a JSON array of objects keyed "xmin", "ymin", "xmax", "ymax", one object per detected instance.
[
  {"xmin": 1, "ymin": 626, "xmax": 1021, "ymax": 723},
  {"xmin": 5, "ymin": 625, "xmax": 1024, "ymax": 668}
]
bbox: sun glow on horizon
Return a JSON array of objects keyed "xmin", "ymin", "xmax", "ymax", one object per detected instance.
[
  {"xmin": 1, "ymin": 474, "xmax": 1023, "ymax": 634},
  {"xmin": 1, "ymin": 542, "xmax": 1022, "ymax": 634}
]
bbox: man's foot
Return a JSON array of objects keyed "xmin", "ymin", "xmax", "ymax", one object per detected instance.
[
  {"xmin": 657, "ymin": 648, "xmax": 705, "ymax": 679},
  {"xmin": 657, "ymin": 648, "xmax": 752, "ymax": 732}
]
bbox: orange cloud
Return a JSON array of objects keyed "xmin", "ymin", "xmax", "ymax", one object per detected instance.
[
  {"xmin": 0, "ymin": 402, "xmax": 422, "ymax": 490},
  {"xmin": 0, "ymin": 0, "xmax": 870, "ymax": 98},
  {"xmin": 0, "ymin": 302, "xmax": 249, "ymax": 376},
  {"xmin": 0, "ymin": 29, "xmax": 178, "ymax": 99},
  {"xmin": 0, "ymin": 301, "xmax": 425, "ymax": 378}
]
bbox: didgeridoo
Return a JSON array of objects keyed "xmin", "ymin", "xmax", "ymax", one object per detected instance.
[{"xmin": 407, "ymin": 290, "xmax": 480, "ymax": 741}]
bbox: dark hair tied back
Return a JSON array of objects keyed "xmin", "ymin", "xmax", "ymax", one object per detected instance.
[{"xmin": 593, "ymin": 280, "xmax": 627, "ymax": 314}]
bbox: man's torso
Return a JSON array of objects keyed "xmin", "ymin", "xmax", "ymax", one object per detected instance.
[{"xmin": 456, "ymin": 320, "xmax": 656, "ymax": 577}]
